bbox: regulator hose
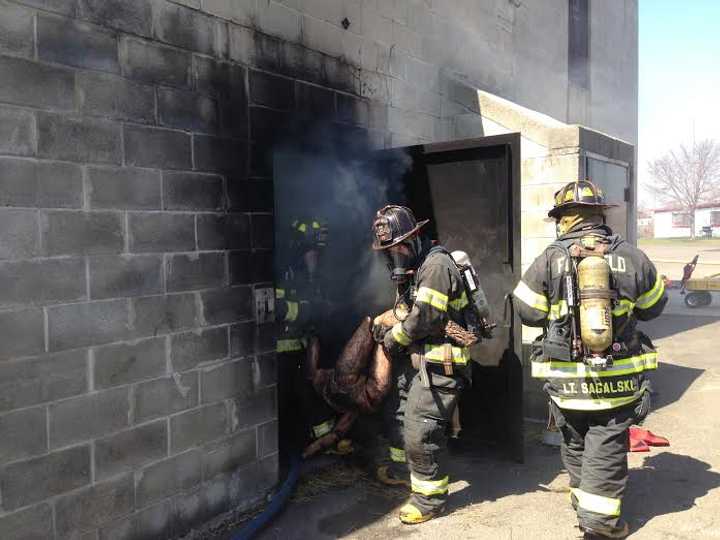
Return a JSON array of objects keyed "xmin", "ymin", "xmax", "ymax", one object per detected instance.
[{"xmin": 230, "ymin": 454, "xmax": 302, "ymax": 540}]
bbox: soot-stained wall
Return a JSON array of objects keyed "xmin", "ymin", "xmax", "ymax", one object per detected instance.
[
  {"xmin": 0, "ymin": 0, "xmax": 400, "ymax": 536},
  {"xmin": 0, "ymin": 0, "xmax": 637, "ymax": 538}
]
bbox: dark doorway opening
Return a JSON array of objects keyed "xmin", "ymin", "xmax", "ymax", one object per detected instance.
[{"xmin": 273, "ymin": 133, "xmax": 523, "ymax": 462}]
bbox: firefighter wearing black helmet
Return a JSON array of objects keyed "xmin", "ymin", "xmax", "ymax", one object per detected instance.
[
  {"xmin": 514, "ymin": 181, "xmax": 667, "ymax": 539},
  {"xmin": 275, "ymin": 219, "xmax": 344, "ymax": 455},
  {"xmin": 371, "ymin": 205, "xmax": 473, "ymax": 524}
]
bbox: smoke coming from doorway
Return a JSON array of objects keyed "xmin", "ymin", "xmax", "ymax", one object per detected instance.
[{"xmin": 272, "ymin": 119, "xmax": 412, "ymax": 364}]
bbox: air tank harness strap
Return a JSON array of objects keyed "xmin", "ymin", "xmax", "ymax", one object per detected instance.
[
  {"xmin": 568, "ymin": 242, "xmax": 609, "ymax": 258},
  {"xmin": 442, "ymin": 343, "xmax": 453, "ymax": 376}
]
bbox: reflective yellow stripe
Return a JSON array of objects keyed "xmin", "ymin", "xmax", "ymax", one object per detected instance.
[
  {"xmin": 416, "ymin": 287, "xmax": 449, "ymax": 311},
  {"xmin": 285, "ymin": 300, "xmax": 299, "ymax": 322},
  {"xmin": 297, "ymin": 223, "xmax": 307, "ymax": 233},
  {"xmin": 644, "ymin": 351, "xmax": 658, "ymax": 370},
  {"xmin": 513, "ymin": 281, "xmax": 549, "ymax": 313},
  {"xmin": 411, "ymin": 474, "xmax": 449, "ymax": 496},
  {"xmin": 531, "ymin": 353, "xmax": 658, "ymax": 378},
  {"xmin": 448, "ymin": 291, "xmax": 469, "ymax": 311},
  {"xmin": 275, "ymin": 288, "xmax": 285, "ymax": 299},
  {"xmin": 612, "ymin": 298, "xmax": 635, "ymax": 317},
  {"xmin": 277, "ymin": 339, "xmax": 304, "ymax": 352},
  {"xmin": 423, "ymin": 344, "xmax": 469, "ymax": 365},
  {"xmin": 312, "ymin": 419, "xmax": 335, "ymax": 439},
  {"xmin": 391, "ymin": 323, "xmax": 411, "ymax": 346},
  {"xmin": 312, "ymin": 221, "xmax": 320, "ymax": 229},
  {"xmin": 550, "ymin": 394, "xmax": 639, "ymax": 411},
  {"xmin": 389, "ymin": 447, "xmax": 406, "ymax": 463},
  {"xmin": 571, "ymin": 488, "xmax": 621, "ymax": 516},
  {"xmin": 635, "ymin": 276, "xmax": 665, "ymax": 310},
  {"xmin": 549, "ymin": 300, "xmax": 568, "ymax": 320}
]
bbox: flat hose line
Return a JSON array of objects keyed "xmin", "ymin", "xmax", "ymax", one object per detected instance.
[{"xmin": 230, "ymin": 453, "xmax": 302, "ymax": 540}]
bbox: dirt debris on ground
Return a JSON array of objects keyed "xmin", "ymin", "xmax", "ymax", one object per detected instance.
[
  {"xmin": 187, "ymin": 247, "xmax": 720, "ymax": 539},
  {"xmin": 250, "ymin": 311, "xmax": 720, "ymax": 539}
]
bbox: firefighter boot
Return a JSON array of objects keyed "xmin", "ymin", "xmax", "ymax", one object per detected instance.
[
  {"xmin": 582, "ymin": 521, "xmax": 629, "ymax": 539},
  {"xmin": 398, "ymin": 503, "xmax": 444, "ymax": 525},
  {"xmin": 376, "ymin": 465, "xmax": 410, "ymax": 488}
]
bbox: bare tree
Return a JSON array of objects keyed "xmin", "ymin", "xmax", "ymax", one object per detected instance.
[{"xmin": 647, "ymin": 139, "xmax": 720, "ymax": 239}]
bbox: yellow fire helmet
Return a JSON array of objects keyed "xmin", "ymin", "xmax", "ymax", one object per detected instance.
[{"xmin": 548, "ymin": 180, "xmax": 618, "ymax": 219}]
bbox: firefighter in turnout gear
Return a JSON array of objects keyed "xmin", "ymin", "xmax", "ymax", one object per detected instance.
[
  {"xmin": 371, "ymin": 205, "xmax": 473, "ymax": 525},
  {"xmin": 514, "ymin": 181, "xmax": 667, "ymax": 539},
  {"xmin": 275, "ymin": 219, "xmax": 339, "ymax": 455}
]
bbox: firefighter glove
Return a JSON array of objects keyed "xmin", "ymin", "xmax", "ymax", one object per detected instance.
[
  {"xmin": 383, "ymin": 326, "xmax": 405, "ymax": 358},
  {"xmin": 372, "ymin": 322, "xmax": 392, "ymax": 344}
]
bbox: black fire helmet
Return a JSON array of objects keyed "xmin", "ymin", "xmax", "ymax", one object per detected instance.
[{"xmin": 548, "ymin": 180, "xmax": 618, "ymax": 219}]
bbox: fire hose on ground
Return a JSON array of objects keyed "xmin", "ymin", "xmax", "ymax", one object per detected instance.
[
  {"xmin": 227, "ymin": 310, "xmax": 479, "ymax": 538},
  {"xmin": 229, "ymin": 452, "xmax": 301, "ymax": 540}
]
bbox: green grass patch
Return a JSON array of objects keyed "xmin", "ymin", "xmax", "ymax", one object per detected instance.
[{"xmin": 639, "ymin": 237, "xmax": 720, "ymax": 247}]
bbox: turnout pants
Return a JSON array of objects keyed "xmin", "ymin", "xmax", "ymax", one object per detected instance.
[
  {"xmin": 277, "ymin": 349, "xmax": 336, "ymax": 452},
  {"xmin": 381, "ymin": 361, "xmax": 415, "ymax": 477},
  {"xmin": 551, "ymin": 400, "xmax": 640, "ymax": 536},
  {"xmin": 383, "ymin": 358, "xmax": 463, "ymax": 513}
]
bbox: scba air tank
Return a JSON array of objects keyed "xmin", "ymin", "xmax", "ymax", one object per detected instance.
[{"xmin": 577, "ymin": 255, "xmax": 613, "ymax": 353}]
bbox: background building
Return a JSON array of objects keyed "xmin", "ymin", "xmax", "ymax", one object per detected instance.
[
  {"xmin": 637, "ymin": 208, "xmax": 654, "ymax": 238},
  {"xmin": 0, "ymin": 1, "xmax": 637, "ymax": 537},
  {"xmin": 653, "ymin": 202, "xmax": 720, "ymax": 238}
]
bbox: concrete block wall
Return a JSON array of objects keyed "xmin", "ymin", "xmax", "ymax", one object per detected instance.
[
  {"xmin": 0, "ymin": 1, "xmax": 290, "ymax": 538},
  {"xmin": 0, "ymin": 0, "xmax": 637, "ymax": 537}
]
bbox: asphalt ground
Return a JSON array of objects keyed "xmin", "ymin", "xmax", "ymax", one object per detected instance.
[{"xmin": 246, "ymin": 294, "xmax": 720, "ymax": 540}]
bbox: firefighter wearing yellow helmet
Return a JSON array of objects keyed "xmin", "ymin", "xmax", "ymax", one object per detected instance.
[
  {"xmin": 513, "ymin": 180, "xmax": 667, "ymax": 539},
  {"xmin": 275, "ymin": 218, "xmax": 341, "ymax": 455}
]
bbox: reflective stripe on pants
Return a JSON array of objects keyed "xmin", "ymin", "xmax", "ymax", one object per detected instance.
[
  {"xmin": 381, "ymin": 362, "xmax": 414, "ymax": 478},
  {"xmin": 571, "ymin": 488, "xmax": 621, "ymax": 517},
  {"xmin": 404, "ymin": 369, "xmax": 462, "ymax": 514},
  {"xmin": 312, "ymin": 418, "xmax": 335, "ymax": 439},
  {"xmin": 411, "ymin": 474, "xmax": 449, "ymax": 496},
  {"xmin": 552, "ymin": 400, "xmax": 636, "ymax": 534}
]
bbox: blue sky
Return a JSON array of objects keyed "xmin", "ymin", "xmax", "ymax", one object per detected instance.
[{"xmin": 639, "ymin": 0, "xmax": 720, "ymax": 204}]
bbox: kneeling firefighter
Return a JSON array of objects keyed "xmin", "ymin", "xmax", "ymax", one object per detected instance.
[
  {"xmin": 371, "ymin": 205, "xmax": 490, "ymax": 524},
  {"xmin": 275, "ymin": 218, "xmax": 341, "ymax": 455},
  {"xmin": 514, "ymin": 181, "xmax": 667, "ymax": 539}
]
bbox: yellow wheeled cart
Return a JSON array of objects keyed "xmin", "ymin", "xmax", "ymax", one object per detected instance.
[{"xmin": 684, "ymin": 273, "xmax": 720, "ymax": 307}]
